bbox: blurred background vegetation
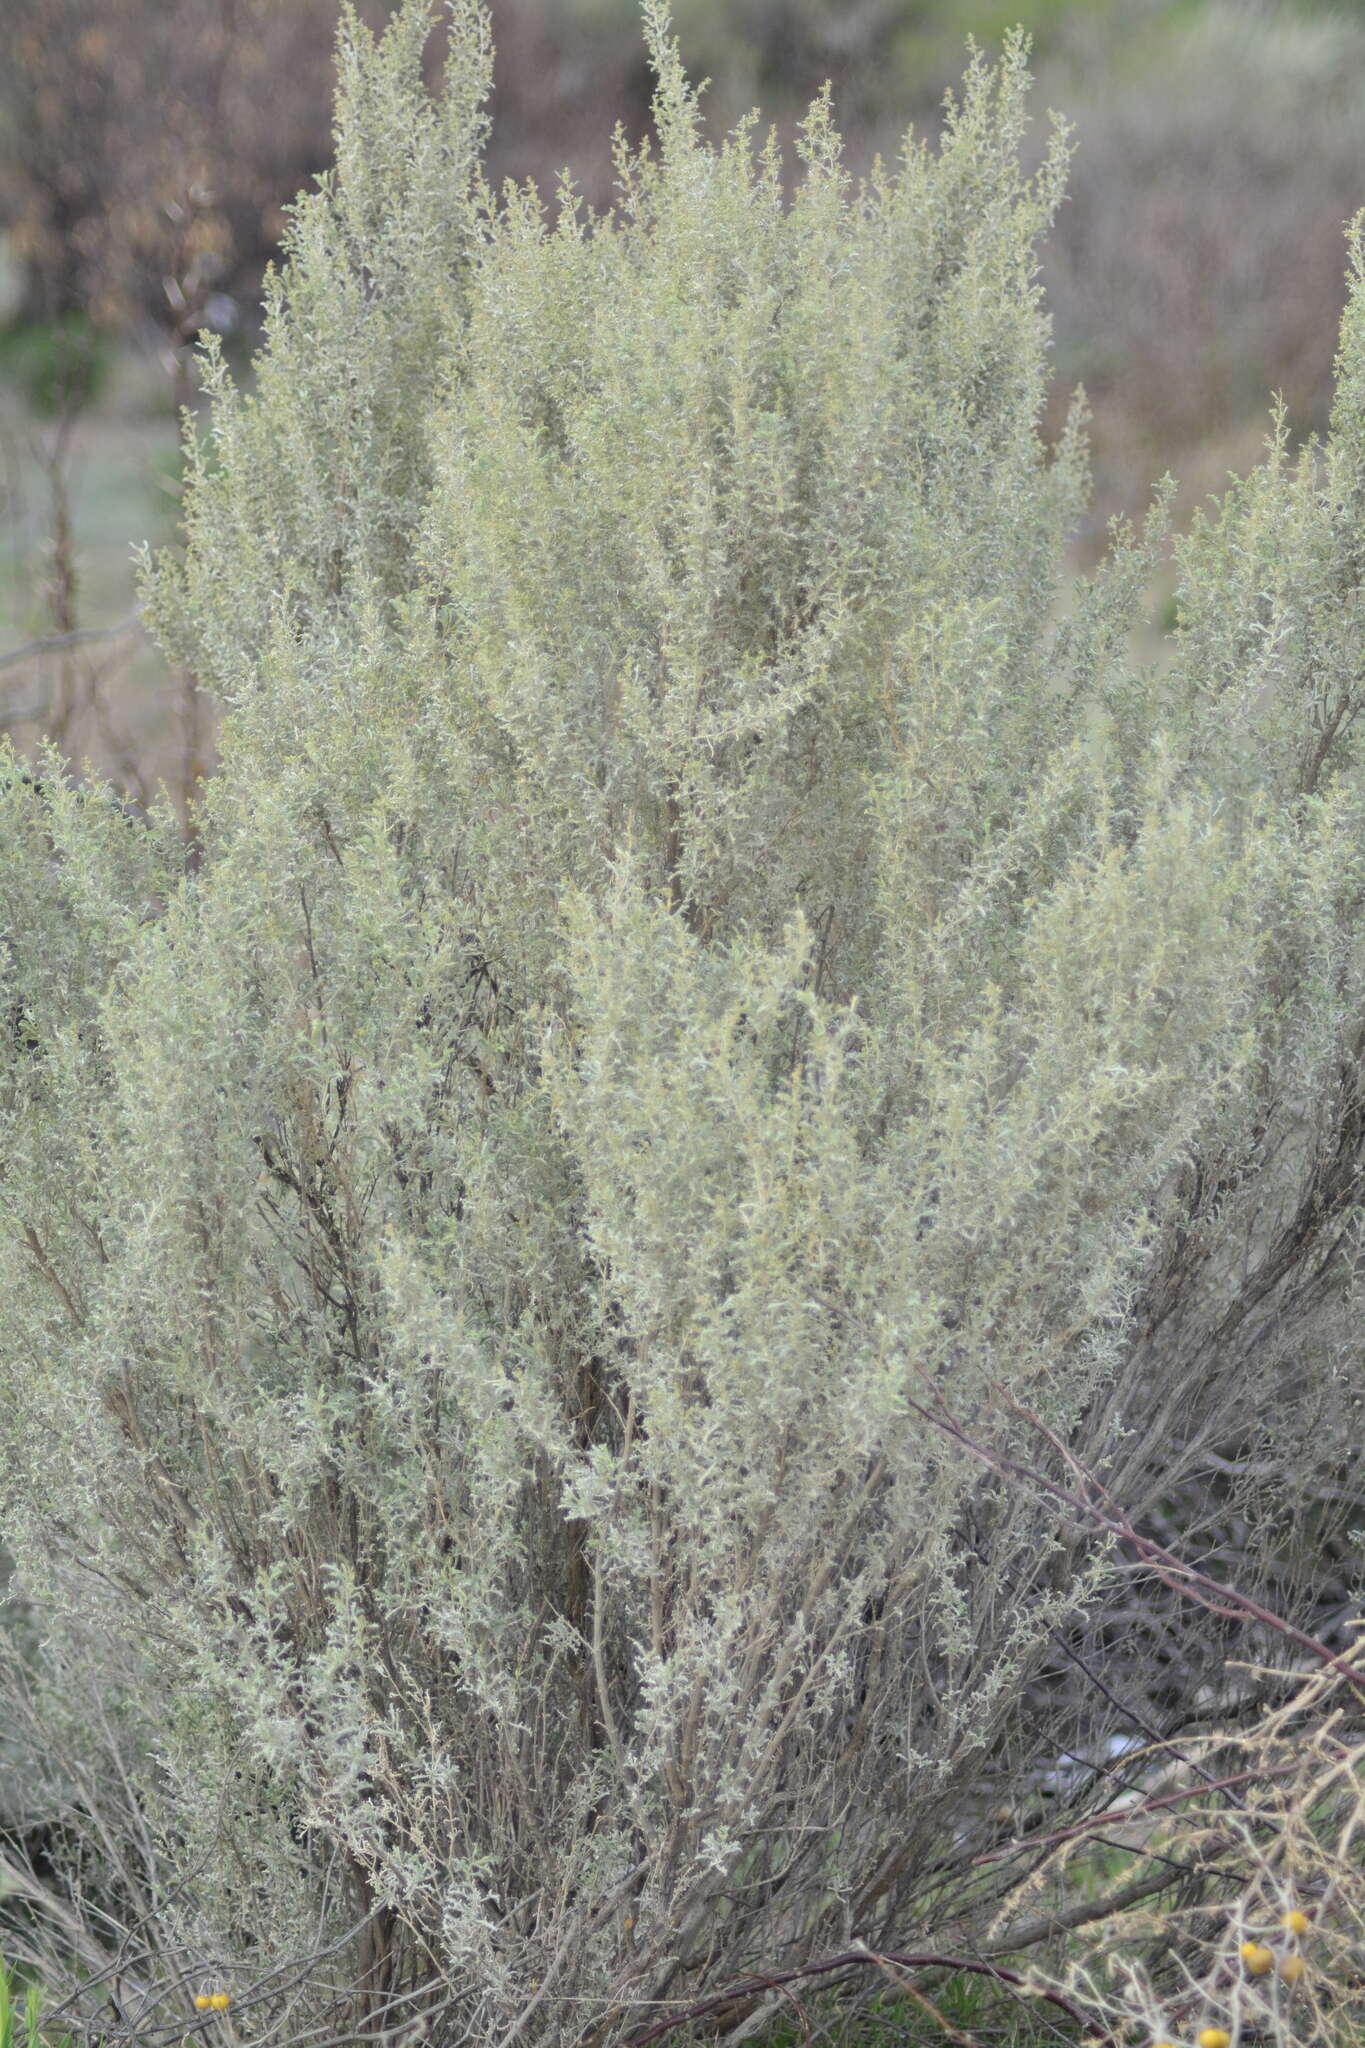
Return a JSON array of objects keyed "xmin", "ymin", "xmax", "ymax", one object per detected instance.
[{"xmin": 2, "ymin": 0, "xmax": 1365, "ymax": 800}]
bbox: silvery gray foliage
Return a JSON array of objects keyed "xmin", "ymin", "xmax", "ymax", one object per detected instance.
[{"xmin": 1, "ymin": 4, "xmax": 1363, "ymax": 2042}]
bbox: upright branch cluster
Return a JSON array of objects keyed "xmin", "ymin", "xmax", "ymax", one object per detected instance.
[{"xmin": 1, "ymin": 5, "xmax": 1363, "ymax": 2044}]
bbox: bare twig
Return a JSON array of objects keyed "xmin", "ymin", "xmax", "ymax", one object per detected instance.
[
  {"xmin": 902, "ymin": 1374, "xmax": 1365, "ymax": 1701},
  {"xmin": 981, "ymin": 1858, "xmax": 1217, "ymax": 1958},
  {"xmin": 0, "ymin": 607, "xmax": 145, "ymax": 673},
  {"xmin": 971, "ymin": 1762, "xmax": 1301, "ymax": 1869},
  {"xmin": 617, "ymin": 1947, "xmax": 1107, "ymax": 2047}
]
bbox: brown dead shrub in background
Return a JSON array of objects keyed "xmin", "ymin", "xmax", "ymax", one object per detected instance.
[
  {"xmin": 0, "ymin": 0, "xmax": 393, "ymax": 344},
  {"xmin": 1039, "ymin": 4, "xmax": 1365, "ymax": 534},
  {"xmin": 0, "ymin": 0, "xmax": 677, "ymax": 347}
]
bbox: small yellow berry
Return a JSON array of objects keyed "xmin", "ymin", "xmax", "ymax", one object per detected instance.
[
  {"xmin": 1240, "ymin": 1942, "xmax": 1274, "ymax": 1976},
  {"xmin": 210, "ymin": 1993, "xmax": 232, "ymax": 2011},
  {"xmin": 1278, "ymin": 1955, "xmax": 1306, "ymax": 1986},
  {"xmin": 1282, "ymin": 1909, "xmax": 1310, "ymax": 1937},
  {"xmin": 195, "ymin": 1996, "xmax": 213, "ymax": 2012},
  {"xmin": 1152, "ymin": 2040, "xmax": 1181, "ymax": 2048},
  {"xmin": 1198, "ymin": 2030, "xmax": 1231, "ymax": 2048}
]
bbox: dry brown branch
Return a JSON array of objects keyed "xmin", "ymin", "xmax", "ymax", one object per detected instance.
[
  {"xmin": 0, "ymin": 609, "xmax": 144, "ymax": 674},
  {"xmin": 616, "ymin": 1948, "xmax": 1107, "ymax": 2048}
]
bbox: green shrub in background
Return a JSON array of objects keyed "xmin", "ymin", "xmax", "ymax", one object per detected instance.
[
  {"xmin": 0, "ymin": 1960, "xmax": 70, "ymax": 2048},
  {"xmin": 0, "ymin": 315, "xmax": 112, "ymax": 420},
  {"xmin": 1, "ymin": 3, "xmax": 1364, "ymax": 2043},
  {"xmin": 0, "ymin": 1964, "xmax": 42, "ymax": 2048}
]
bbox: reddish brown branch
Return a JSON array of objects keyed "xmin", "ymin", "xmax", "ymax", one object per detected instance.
[
  {"xmin": 970, "ymin": 1762, "xmax": 1299, "ymax": 1868},
  {"xmin": 621, "ymin": 1947, "xmax": 1106, "ymax": 2046},
  {"xmin": 902, "ymin": 1373, "xmax": 1365, "ymax": 1702}
]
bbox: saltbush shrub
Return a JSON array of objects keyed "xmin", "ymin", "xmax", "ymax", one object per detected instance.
[{"xmin": 2, "ymin": 4, "xmax": 1363, "ymax": 2042}]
